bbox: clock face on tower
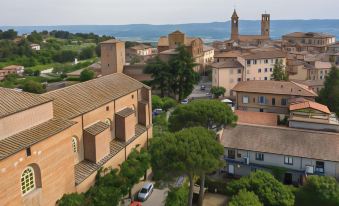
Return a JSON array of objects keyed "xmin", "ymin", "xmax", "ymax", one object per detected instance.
[{"xmin": 234, "ymin": 20, "xmax": 237, "ymax": 24}]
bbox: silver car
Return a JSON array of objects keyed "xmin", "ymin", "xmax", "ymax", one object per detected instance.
[{"xmin": 138, "ymin": 182, "xmax": 154, "ymax": 201}]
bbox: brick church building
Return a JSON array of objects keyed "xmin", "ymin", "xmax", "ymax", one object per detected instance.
[{"xmin": 0, "ymin": 40, "xmax": 152, "ymax": 206}]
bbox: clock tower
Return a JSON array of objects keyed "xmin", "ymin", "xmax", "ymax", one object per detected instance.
[{"xmin": 231, "ymin": 9, "xmax": 239, "ymax": 41}]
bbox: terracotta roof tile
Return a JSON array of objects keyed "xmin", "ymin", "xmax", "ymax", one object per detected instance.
[
  {"xmin": 0, "ymin": 88, "xmax": 52, "ymax": 118},
  {"xmin": 116, "ymin": 107, "xmax": 135, "ymax": 117},
  {"xmin": 43, "ymin": 73, "xmax": 148, "ymax": 119},
  {"xmin": 232, "ymin": 81, "xmax": 317, "ymax": 97},
  {"xmin": 222, "ymin": 124, "xmax": 339, "ymax": 162},
  {"xmin": 84, "ymin": 121, "xmax": 110, "ymax": 136},
  {"xmin": 0, "ymin": 118, "xmax": 76, "ymax": 160},
  {"xmin": 290, "ymin": 101, "xmax": 331, "ymax": 114}
]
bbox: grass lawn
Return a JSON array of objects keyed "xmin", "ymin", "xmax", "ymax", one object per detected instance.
[{"xmin": 62, "ymin": 42, "xmax": 96, "ymax": 51}]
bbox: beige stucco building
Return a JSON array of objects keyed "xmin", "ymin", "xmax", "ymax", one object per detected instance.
[
  {"xmin": 157, "ymin": 30, "xmax": 204, "ymax": 73},
  {"xmin": 212, "ymin": 48, "xmax": 287, "ymax": 97},
  {"xmin": 282, "ymin": 32, "xmax": 336, "ymax": 53},
  {"xmin": 232, "ymin": 80, "xmax": 317, "ymax": 114},
  {"xmin": 0, "ymin": 73, "xmax": 152, "ymax": 206}
]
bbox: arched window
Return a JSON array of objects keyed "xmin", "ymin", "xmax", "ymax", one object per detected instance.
[
  {"xmin": 72, "ymin": 137, "xmax": 78, "ymax": 153},
  {"xmin": 21, "ymin": 167, "xmax": 35, "ymax": 195}
]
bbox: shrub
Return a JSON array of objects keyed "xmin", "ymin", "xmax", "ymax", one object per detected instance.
[
  {"xmin": 165, "ymin": 185, "xmax": 189, "ymax": 206},
  {"xmin": 80, "ymin": 69, "xmax": 95, "ymax": 82},
  {"xmin": 58, "ymin": 193, "xmax": 86, "ymax": 206},
  {"xmin": 227, "ymin": 170, "xmax": 295, "ymax": 206},
  {"xmin": 295, "ymin": 175, "xmax": 339, "ymax": 206},
  {"xmin": 229, "ymin": 190, "xmax": 263, "ymax": 206}
]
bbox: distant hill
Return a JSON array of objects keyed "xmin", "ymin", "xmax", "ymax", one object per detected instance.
[{"xmin": 2, "ymin": 20, "xmax": 339, "ymax": 43}]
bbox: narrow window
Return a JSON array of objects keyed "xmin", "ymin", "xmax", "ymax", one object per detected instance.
[
  {"xmin": 72, "ymin": 137, "xmax": 78, "ymax": 153},
  {"xmin": 26, "ymin": 147, "xmax": 31, "ymax": 157}
]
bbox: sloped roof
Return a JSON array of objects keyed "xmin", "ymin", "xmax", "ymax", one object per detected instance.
[
  {"xmin": 212, "ymin": 60, "xmax": 243, "ymax": 69},
  {"xmin": 84, "ymin": 121, "xmax": 110, "ymax": 136},
  {"xmin": 290, "ymin": 101, "xmax": 331, "ymax": 114},
  {"xmin": 232, "ymin": 81, "xmax": 317, "ymax": 97},
  {"xmin": 116, "ymin": 107, "xmax": 135, "ymax": 117},
  {"xmin": 283, "ymin": 32, "xmax": 335, "ymax": 38},
  {"xmin": 0, "ymin": 118, "xmax": 76, "ymax": 160},
  {"xmin": 222, "ymin": 124, "xmax": 339, "ymax": 162},
  {"xmin": 43, "ymin": 73, "xmax": 148, "ymax": 119},
  {"xmin": 0, "ymin": 88, "xmax": 52, "ymax": 118}
]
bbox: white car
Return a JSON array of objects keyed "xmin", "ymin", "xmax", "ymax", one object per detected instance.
[
  {"xmin": 138, "ymin": 182, "xmax": 154, "ymax": 201},
  {"xmin": 181, "ymin": 99, "xmax": 189, "ymax": 104}
]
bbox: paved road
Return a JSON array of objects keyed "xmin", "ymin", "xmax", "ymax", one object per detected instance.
[
  {"xmin": 142, "ymin": 187, "xmax": 168, "ymax": 206},
  {"xmin": 188, "ymin": 76, "xmax": 212, "ymax": 100}
]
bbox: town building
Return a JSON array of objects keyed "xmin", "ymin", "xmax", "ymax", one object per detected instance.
[
  {"xmin": 0, "ymin": 73, "xmax": 152, "ymax": 206},
  {"xmin": 0, "ymin": 65, "xmax": 25, "ymax": 80},
  {"xmin": 282, "ymin": 32, "xmax": 336, "ymax": 53},
  {"xmin": 157, "ymin": 30, "xmax": 205, "ymax": 72},
  {"xmin": 212, "ymin": 48, "xmax": 286, "ymax": 97},
  {"xmin": 232, "ymin": 80, "xmax": 317, "ymax": 114},
  {"xmin": 289, "ymin": 99, "xmax": 339, "ymax": 132},
  {"xmin": 30, "ymin": 44, "xmax": 41, "ymax": 51},
  {"xmin": 100, "ymin": 39, "xmax": 126, "ymax": 76},
  {"xmin": 203, "ymin": 45, "xmax": 215, "ymax": 66},
  {"xmin": 230, "ymin": 10, "xmax": 270, "ymax": 46},
  {"xmin": 127, "ymin": 44, "xmax": 153, "ymax": 56},
  {"xmin": 222, "ymin": 123, "xmax": 339, "ymax": 185}
]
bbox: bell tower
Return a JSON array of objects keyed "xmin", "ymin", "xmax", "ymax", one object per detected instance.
[
  {"xmin": 261, "ymin": 14, "xmax": 270, "ymax": 38},
  {"xmin": 231, "ymin": 9, "xmax": 239, "ymax": 41}
]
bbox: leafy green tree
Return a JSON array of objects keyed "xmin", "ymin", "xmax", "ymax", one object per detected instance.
[
  {"xmin": 21, "ymin": 80, "xmax": 45, "ymax": 94},
  {"xmin": 272, "ymin": 59, "xmax": 288, "ymax": 81},
  {"xmin": 4, "ymin": 73, "xmax": 18, "ymax": 82},
  {"xmin": 149, "ymin": 127, "xmax": 223, "ymax": 206},
  {"xmin": 162, "ymin": 97, "xmax": 177, "ymax": 111},
  {"xmin": 227, "ymin": 170, "xmax": 295, "ymax": 206},
  {"xmin": 318, "ymin": 66, "xmax": 339, "ymax": 116},
  {"xmin": 152, "ymin": 95, "xmax": 164, "ymax": 109},
  {"xmin": 168, "ymin": 99, "xmax": 237, "ymax": 132},
  {"xmin": 210, "ymin": 86, "xmax": 226, "ymax": 98},
  {"xmin": 229, "ymin": 190, "xmax": 263, "ymax": 206},
  {"xmin": 295, "ymin": 175, "xmax": 339, "ymax": 206},
  {"xmin": 119, "ymin": 148, "xmax": 150, "ymax": 197},
  {"xmin": 1, "ymin": 29, "xmax": 17, "ymax": 40},
  {"xmin": 58, "ymin": 193, "xmax": 86, "ymax": 206},
  {"xmin": 144, "ymin": 57, "xmax": 171, "ymax": 97},
  {"xmin": 169, "ymin": 45, "xmax": 198, "ymax": 100},
  {"xmin": 80, "ymin": 69, "xmax": 95, "ymax": 82},
  {"xmin": 165, "ymin": 185, "xmax": 189, "ymax": 206},
  {"xmin": 79, "ymin": 46, "xmax": 95, "ymax": 60},
  {"xmin": 53, "ymin": 50, "xmax": 77, "ymax": 63},
  {"xmin": 27, "ymin": 31, "xmax": 43, "ymax": 44}
]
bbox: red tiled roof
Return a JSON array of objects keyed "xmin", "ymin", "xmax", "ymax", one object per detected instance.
[
  {"xmin": 289, "ymin": 101, "xmax": 331, "ymax": 114},
  {"xmin": 235, "ymin": 110, "xmax": 278, "ymax": 126}
]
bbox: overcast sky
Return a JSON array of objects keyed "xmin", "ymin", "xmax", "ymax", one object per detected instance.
[{"xmin": 1, "ymin": 0, "xmax": 339, "ymax": 26}]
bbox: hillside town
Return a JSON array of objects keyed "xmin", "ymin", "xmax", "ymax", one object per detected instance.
[{"xmin": 1, "ymin": 7, "xmax": 339, "ymax": 206}]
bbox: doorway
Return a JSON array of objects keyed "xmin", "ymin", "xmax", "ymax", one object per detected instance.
[{"xmin": 284, "ymin": 173, "xmax": 293, "ymax": 185}]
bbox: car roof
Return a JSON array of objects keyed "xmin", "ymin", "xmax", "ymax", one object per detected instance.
[{"xmin": 142, "ymin": 182, "xmax": 153, "ymax": 188}]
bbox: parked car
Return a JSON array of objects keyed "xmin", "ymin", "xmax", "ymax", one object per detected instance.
[
  {"xmin": 138, "ymin": 183, "xmax": 154, "ymax": 201},
  {"xmin": 152, "ymin": 108, "xmax": 163, "ymax": 116},
  {"xmin": 181, "ymin": 99, "xmax": 189, "ymax": 104},
  {"xmin": 200, "ymin": 85, "xmax": 206, "ymax": 91}
]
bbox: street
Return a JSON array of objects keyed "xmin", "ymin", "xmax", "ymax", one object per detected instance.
[{"xmin": 187, "ymin": 76, "xmax": 212, "ymax": 100}]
